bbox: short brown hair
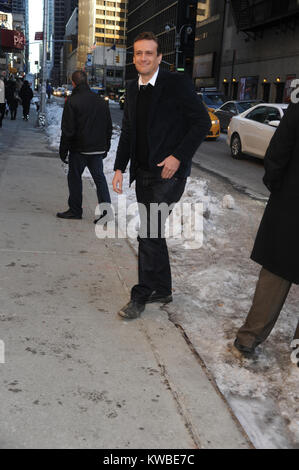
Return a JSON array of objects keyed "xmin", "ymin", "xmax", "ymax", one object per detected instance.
[
  {"xmin": 133, "ymin": 32, "xmax": 162, "ymax": 56},
  {"xmin": 72, "ymin": 70, "xmax": 88, "ymax": 86}
]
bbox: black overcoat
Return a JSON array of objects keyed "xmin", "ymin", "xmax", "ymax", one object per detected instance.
[
  {"xmin": 251, "ymin": 103, "xmax": 299, "ymax": 283},
  {"xmin": 114, "ymin": 69, "xmax": 211, "ymax": 184}
]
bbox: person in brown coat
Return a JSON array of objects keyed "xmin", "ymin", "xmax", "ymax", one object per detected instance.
[{"xmin": 234, "ymin": 103, "xmax": 299, "ymax": 366}]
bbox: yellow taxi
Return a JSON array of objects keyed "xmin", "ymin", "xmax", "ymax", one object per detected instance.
[{"xmin": 206, "ymin": 106, "xmax": 220, "ymax": 140}]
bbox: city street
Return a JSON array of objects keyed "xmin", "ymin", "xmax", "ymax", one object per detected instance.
[
  {"xmin": 0, "ymin": 99, "xmax": 297, "ymax": 449},
  {"xmin": 2, "ymin": 0, "xmax": 299, "ymax": 454}
]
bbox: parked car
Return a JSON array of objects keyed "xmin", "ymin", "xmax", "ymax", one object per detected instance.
[
  {"xmin": 197, "ymin": 91, "xmax": 226, "ymax": 110},
  {"xmin": 115, "ymin": 88, "xmax": 125, "ymax": 102},
  {"xmin": 53, "ymin": 87, "xmax": 65, "ymax": 97},
  {"xmin": 227, "ymin": 103, "xmax": 289, "ymax": 159},
  {"xmin": 90, "ymin": 86, "xmax": 109, "ymax": 102},
  {"xmin": 205, "ymin": 105, "xmax": 220, "ymax": 140},
  {"xmin": 64, "ymin": 85, "xmax": 72, "ymax": 96},
  {"xmin": 214, "ymin": 100, "xmax": 263, "ymax": 131}
]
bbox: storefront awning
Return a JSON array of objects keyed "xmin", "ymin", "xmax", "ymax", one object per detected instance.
[{"xmin": 0, "ymin": 29, "xmax": 25, "ymax": 52}]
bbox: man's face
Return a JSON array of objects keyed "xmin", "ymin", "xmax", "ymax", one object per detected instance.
[{"xmin": 133, "ymin": 40, "xmax": 162, "ymax": 78}]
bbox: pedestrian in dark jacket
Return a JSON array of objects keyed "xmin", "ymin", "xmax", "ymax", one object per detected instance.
[
  {"xmin": 234, "ymin": 103, "xmax": 299, "ymax": 365},
  {"xmin": 46, "ymin": 82, "xmax": 53, "ymax": 100},
  {"xmin": 57, "ymin": 70, "xmax": 112, "ymax": 221},
  {"xmin": 112, "ymin": 31, "xmax": 211, "ymax": 320},
  {"xmin": 19, "ymin": 80, "xmax": 33, "ymax": 121},
  {"xmin": 5, "ymin": 80, "xmax": 18, "ymax": 120},
  {"xmin": 0, "ymin": 76, "xmax": 5, "ymax": 128}
]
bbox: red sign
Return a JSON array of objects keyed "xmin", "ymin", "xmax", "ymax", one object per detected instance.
[
  {"xmin": 0, "ymin": 29, "xmax": 25, "ymax": 51},
  {"xmin": 35, "ymin": 32, "xmax": 43, "ymax": 41}
]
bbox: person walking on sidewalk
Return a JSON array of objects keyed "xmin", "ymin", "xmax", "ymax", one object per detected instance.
[
  {"xmin": 5, "ymin": 80, "xmax": 18, "ymax": 120},
  {"xmin": 112, "ymin": 32, "xmax": 211, "ymax": 319},
  {"xmin": 19, "ymin": 80, "xmax": 33, "ymax": 121},
  {"xmin": 57, "ymin": 70, "xmax": 112, "ymax": 221},
  {"xmin": 234, "ymin": 103, "xmax": 299, "ymax": 365},
  {"xmin": 46, "ymin": 81, "xmax": 53, "ymax": 100},
  {"xmin": 0, "ymin": 76, "xmax": 6, "ymax": 128}
]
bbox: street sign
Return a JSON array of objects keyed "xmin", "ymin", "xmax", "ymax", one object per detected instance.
[
  {"xmin": 0, "ymin": 29, "xmax": 25, "ymax": 51},
  {"xmin": 35, "ymin": 32, "xmax": 43, "ymax": 41}
]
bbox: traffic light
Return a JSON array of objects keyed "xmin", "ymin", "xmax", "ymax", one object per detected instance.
[{"xmin": 115, "ymin": 55, "xmax": 120, "ymax": 63}]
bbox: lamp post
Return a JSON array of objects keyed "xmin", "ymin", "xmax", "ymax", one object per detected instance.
[
  {"xmin": 38, "ymin": 0, "xmax": 48, "ymax": 127},
  {"xmin": 165, "ymin": 24, "xmax": 193, "ymax": 71}
]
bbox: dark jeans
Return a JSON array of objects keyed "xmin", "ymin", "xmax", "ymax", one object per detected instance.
[
  {"xmin": 0, "ymin": 103, "xmax": 5, "ymax": 127},
  {"xmin": 131, "ymin": 168, "xmax": 186, "ymax": 303},
  {"xmin": 67, "ymin": 152, "xmax": 111, "ymax": 216},
  {"xmin": 22, "ymin": 101, "xmax": 30, "ymax": 118},
  {"xmin": 9, "ymin": 103, "xmax": 17, "ymax": 120},
  {"xmin": 236, "ymin": 267, "xmax": 298, "ymax": 348}
]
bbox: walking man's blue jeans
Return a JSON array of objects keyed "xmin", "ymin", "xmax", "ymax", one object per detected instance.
[{"xmin": 67, "ymin": 152, "xmax": 111, "ymax": 216}]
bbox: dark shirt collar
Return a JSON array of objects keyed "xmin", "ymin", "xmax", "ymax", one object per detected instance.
[{"xmin": 72, "ymin": 83, "xmax": 90, "ymax": 94}]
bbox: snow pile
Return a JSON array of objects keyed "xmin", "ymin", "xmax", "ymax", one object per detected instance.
[{"xmin": 46, "ymin": 103, "xmax": 63, "ymax": 151}]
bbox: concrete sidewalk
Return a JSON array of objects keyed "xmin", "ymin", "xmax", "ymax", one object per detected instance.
[{"xmin": 0, "ymin": 111, "xmax": 252, "ymax": 449}]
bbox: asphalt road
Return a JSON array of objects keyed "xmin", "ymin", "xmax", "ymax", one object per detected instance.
[{"xmin": 109, "ymin": 101, "xmax": 269, "ymax": 200}]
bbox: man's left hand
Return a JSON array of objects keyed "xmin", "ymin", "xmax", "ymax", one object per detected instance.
[
  {"xmin": 60, "ymin": 153, "xmax": 68, "ymax": 164},
  {"xmin": 157, "ymin": 155, "xmax": 180, "ymax": 179}
]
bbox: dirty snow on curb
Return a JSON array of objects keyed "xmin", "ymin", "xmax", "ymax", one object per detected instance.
[{"xmin": 46, "ymin": 102, "xmax": 298, "ymax": 449}]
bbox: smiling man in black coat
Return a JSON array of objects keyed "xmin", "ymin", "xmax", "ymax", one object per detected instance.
[
  {"xmin": 57, "ymin": 70, "xmax": 112, "ymax": 221},
  {"xmin": 112, "ymin": 31, "xmax": 211, "ymax": 319},
  {"xmin": 234, "ymin": 103, "xmax": 299, "ymax": 364}
]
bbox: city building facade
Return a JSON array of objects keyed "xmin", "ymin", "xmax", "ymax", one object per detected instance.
[
  {"xmin": 51, "ymin": 0, "xmax": 78, "ymax": 84},
  {"xmin": 220, "ymin": 0, "xmax": 299, "ymax": 103},
  {"xmin": 12, "ymin": 0, "xmax": 24, "ymax": 14},
  {"xmin": 125, "ymin": 0, "xmax": 198, "ymax": 80},
  {"xmin": 61, "ymin": 6, "xmax": 78, "ymax": 83},
  {"xmin": 0, "ymin": 0, "xmax": 26, "ymax": 76},
  {"xmin": 193, "ymin": 0, "xmax": 299, "ymax": 102},
  {"xmin": 77, "ymin": 0, "xmax": 128, "ymax": 90},
  {"xmin": 11, "ymin": 11, "xmax": 26, "ymax": 74},
  {"xmin": 193, "ymin": 0, "xmax": 226, "ymax": 90}
]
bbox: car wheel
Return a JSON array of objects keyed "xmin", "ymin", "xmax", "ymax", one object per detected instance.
[{"xmin": 230, "ymin": 133, "xmax": 242, "ymax": 159}]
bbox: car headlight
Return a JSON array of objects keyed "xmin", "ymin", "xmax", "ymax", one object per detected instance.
[{"xmin": 104, "ymin": 96, "xmax": 109, "ymax": 101}]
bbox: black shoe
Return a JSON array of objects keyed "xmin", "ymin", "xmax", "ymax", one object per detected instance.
[
  {"xmin": 118, "ymin": 300, "xmax": 145, "ymax": 319},
  {"xmin": 291, "ymin": 340, "xmax": 299, "ymax": 367},
  {"xmin": 56, "ymin": 209, "xmax": 82, "ymax": 220},
  {"xmin": 146, "ymin": 292, "xmax": 173, "ymax": 304},
  {"xmin": 234, "ymin": 339, "xmax": 255, "ymax": 356}
]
